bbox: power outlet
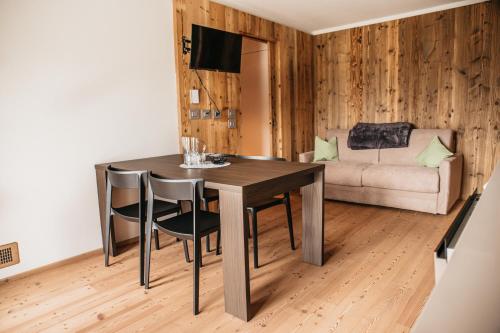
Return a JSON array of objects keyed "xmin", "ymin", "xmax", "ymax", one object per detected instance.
[
  {"xmin": 228, "ymin": 118, "xmax": 236, "ymax": 129},
  {"xmin": 0, "ymin": 242, "xmax": 20, "ymax": 269},
  {"xmin": 201, "ymin": 109, "xmax": 212, "ymax": 119},
  {"xmin": 228, "ymin": 109, "xmax": 237, "ymax": 119},
  {"xmin": 214, "ymin": 109, "xmax": 222, "ymax": 119},
  {"xmin": 189, "ymin": 108, "xmax": 200, "ymax": 119}
]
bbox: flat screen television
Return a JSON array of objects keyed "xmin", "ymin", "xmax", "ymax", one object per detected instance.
[{"xmin": 189, "ymin": 24, "xmax": 242, "ymax": 73}]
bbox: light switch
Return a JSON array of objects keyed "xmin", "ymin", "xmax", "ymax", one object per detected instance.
[
  {"xmin": 190, "ymin": 89, "xmax": 199, "ymax": 104},
  {"xmin": 214, "ymin": 109, "xmax": 222, "ymax": 119}
]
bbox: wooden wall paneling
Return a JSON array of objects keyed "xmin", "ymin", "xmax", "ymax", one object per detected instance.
[
  {"xmin": 418, "ymin": 13, "xmax": 438, "ymax": 128},
  {"xmin": 275, "ymin": 26, "xmax": 293, "ymax": 160},
  {"xmin": 450, "ymin": 6, "xmax": 469, "ymax": 167},
  {"xmin": 397, "ymin": 16, "xmax": 420, "ymax": 126},
  {"xmin": 267, "ymin": 40, "xmax": 277, "ymax": 157},
  {"xmin": 489, "ymin": 1, "xmax": 500, "ymax": 180},
  {"xmin": 173, "ymin": 0, "xmax": 314, "ymax": 160},
  {"xmin": 272, "ymin": 29, "xmax": 284, "ymax": 157},
  {"xmin": 349, "ymin": 27, "xmax": 364, "ymax": 128},
  {"xmin": 314, "ymin": 33, "xmax": 328, "ymax": 139},
  {"xmin": 468, "ymin": 3, "xmax": 493, "ymax": 192},
  {"xmin": 269, "ymin": 40, "xmax": 278, "ymax": 157},
  {"xmin": 361, "ymin": 25, "xmax": 374, "ymax": 123},
  {"xmin": 283, "ymin": 26, "xmax": 298, "ymax": 160},
  {"xmin": 386, "ymin": 20, "xmax": 399, "ymax": 123},
  {"xmin": 313, "ymin": 2, "xmax": 499, "ymax": 197},
  {"xmin": 292, "ymin": 31, "xmax": 299, "ymax": 160},
  {"xmin": 293, "ymin": 31, "xmax": 314, "ymax": 159},
  {"xmin": 334, "ymin": 30, "xmax": 350, "ymax": 128},
  {"xmin": 173, "ymin": 0, "xmax": 190, "ymax": 142},
  {"xmin": 436, "ymin": 10, "xmax": 455, "ymax": 129}
]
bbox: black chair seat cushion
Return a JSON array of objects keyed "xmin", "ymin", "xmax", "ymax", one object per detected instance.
[
  {"xmin": 155, "ymin": 211, "xmax": 220, "ymax": 239},
  {"xmin": 113, "ymin": 199, "xmax": 179, "ymax": 222},
  {"xmin": 247, "ymin": 195, "xmax": 285, "ymax": 212}
]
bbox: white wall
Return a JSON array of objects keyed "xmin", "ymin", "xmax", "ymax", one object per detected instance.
[{"xmin": 0, "ymin": 0, "xmax": 179, "ymax": 279}]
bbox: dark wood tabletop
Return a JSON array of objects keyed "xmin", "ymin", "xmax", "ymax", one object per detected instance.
[
  {"xmin": 96, "ymin": 154, "xmax": 323, "ymax": 187},
  {"xmin": 96, "ymin": 154, "xmax": 324, "ymax": 201}
]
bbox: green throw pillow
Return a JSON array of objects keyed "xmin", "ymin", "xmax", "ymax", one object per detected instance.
[
  {"xmin": 416, "ymin": 136, "xmax": 453, "ymax": 167},
  {"xmin": 313, "ymin": 136, "xmax": 338, "ymax": 162}
]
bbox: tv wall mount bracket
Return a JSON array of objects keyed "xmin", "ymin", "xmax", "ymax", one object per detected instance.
[{"xmin": 182, "ymin": 36, "xmax": 191, "ymax": 54}]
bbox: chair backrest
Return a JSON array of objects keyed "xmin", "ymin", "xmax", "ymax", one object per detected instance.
[
  {"xmin": 106, "ymin": 165, "xmax": 147, "ymax": 214},
  {"xmin": 106, "ymin": 165, "xmax": 146, "ymax": 189},
  {"xmin": 148, "ymin": 172, "xmax": 204, "ymax": 202},
  {"xmin": 147, "ymin": 172, "xmax": 204, "ymax": 236},
  {"xmin": 236, "ymin": 155, "xmax": 286, "ymax": 162}
]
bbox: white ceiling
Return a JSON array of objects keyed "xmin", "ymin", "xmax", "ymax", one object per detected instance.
[{"xmin": 212, "ymin": 0, "xmax": 486, "ymax": 35}]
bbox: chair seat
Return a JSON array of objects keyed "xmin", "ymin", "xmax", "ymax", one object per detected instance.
[
  {"xmin": 203, "ymin": 188, "xmax": 219, "ymax": 202},
  {"xmin": 155, "ymin": 211, "xmax": 220, "ymax": 239},
  {"xmin": 113, "ymin": 199, "xmax": 179, "ymax": 222},
  {"xmin": 247, "ymin": 195, "xmax": 286, "ymax": 212}
]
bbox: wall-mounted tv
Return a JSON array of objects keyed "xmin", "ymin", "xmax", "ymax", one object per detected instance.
[{"xmin": 189, "ymin": 24, "xmax": 242, "ymax": 73}]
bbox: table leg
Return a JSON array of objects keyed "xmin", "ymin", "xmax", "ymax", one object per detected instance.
[
  {"xmin": 301, "ymin": 169, "xmax": 324, "ymax": 266},
  {"xmin": 218, "ymin": 189, "xmax": 251, "ymax": 321},
  {"xmin": 96, "ymin": 166, "xmax": 117, "ymax": 256}
]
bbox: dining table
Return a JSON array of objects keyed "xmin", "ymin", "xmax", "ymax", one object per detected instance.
[{"xmin": 95, "ymin": 154, "xmax": 324, "ymax": 321}]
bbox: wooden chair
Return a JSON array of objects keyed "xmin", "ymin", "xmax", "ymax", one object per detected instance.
[
  {"xmin": 238, "ymin": 155, "xmax": 295, "ymax": 268},
  {"xmin": 144, "ymin": 172, "xmax": 221, "ymax": 315},
  {"xmin": 104, "ymin": 166, "xmax": 180, "ymax": 286}
]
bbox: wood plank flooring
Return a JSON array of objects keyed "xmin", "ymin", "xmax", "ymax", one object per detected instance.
[{"xmin": 0, "ymin": 195, "xmax": 461, "ymax": 333}]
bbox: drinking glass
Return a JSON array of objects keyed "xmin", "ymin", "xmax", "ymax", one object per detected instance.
[{"xmin": 181, "ymin": 136, "xmax": 192, "ymax": 166}]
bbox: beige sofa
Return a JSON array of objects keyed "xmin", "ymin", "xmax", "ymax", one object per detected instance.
[{"xmin": 299, "ymin": 129, "xmax": 462, "ymax": 214}]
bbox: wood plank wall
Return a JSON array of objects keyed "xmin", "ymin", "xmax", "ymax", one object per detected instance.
[
  {"xmin": 173, "ymin": 0, "xmax": 314, "ymax": 161},
  {"xmin": 313, "ymin": 1, "xmax": 499, "ymax": 197}
]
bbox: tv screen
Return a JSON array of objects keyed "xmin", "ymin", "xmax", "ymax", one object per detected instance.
[{"xmin": 189, "ymin": 24, "xmax": 242, "ymax": 73}]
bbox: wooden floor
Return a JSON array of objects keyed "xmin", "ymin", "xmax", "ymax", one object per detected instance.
[{"xmin": 0, "ymin": 195, "xmax": 461, "ymax": 333}]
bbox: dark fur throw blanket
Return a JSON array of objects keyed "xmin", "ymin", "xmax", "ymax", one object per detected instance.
[{"xmin": 347, "ymin": 122, "xmax": 414, "ymax": 150}]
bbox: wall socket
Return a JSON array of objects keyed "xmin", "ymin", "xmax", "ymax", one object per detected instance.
[
  {"xmin": 214, "ymin": 109, "xmax": 222, "ymax": 119},
  {"xmin": 0, "ymin": 242, "xmax": 20, "ymax": 269},
  {"xmin": 201, "ymin": 109, "xmax": 211, "ymax": 119},
  {"xmin": 228, "ymin": 109, "xmax": 237, "ymax": 119},
  {"xmin": 189, "ymin": 108, "xmax": 200, "ymax": 119},
  {"xmin": 228, "ymin": 118, "xmax": 236, "ymax": 129}
]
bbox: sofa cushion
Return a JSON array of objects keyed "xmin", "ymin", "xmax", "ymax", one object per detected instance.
[
  {"xmin": 313, "ymin": 136, "xmax": 338, "ymax": 162},
  {"xmin": 362, "ymin": 164, "xmax": 440, "ymax": 193},
  {"xmin": 416, "ymin": 136, "xmax": 454, "ymax": 167},
  {"xmin": 379, "ymin": 129, "xmax": 455, "ymax": 166},
  {"xmin": 326, "ymin": 129, "xmax": 379, "ymax": 164},
  {"xmin": 320, "ymin": 161, "xmax": 372, "ymax": 187}
]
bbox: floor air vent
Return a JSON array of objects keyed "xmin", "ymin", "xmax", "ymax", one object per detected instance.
[{"xmin": 0, "ymin": 242, "xmax": 20, "ymax": 269}]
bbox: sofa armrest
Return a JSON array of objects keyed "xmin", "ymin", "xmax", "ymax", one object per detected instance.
[
  {"xmin": 299, "ymin": 151, "xmax": 314, "ymax": 163},
  {"xmin": 437, "ymin": 154, "xmax": 463, "ymax": 214}
]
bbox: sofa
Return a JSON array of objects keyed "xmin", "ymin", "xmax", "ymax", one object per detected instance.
[{"xmin": 299, "ymin": 129, "xmax": 462, "ymax": 214}]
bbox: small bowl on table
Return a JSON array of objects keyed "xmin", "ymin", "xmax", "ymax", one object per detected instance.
[{"xmin": 208, "ymin": 154, "xmax": 227, "ymax": 165}]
